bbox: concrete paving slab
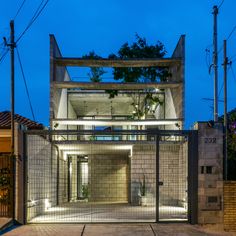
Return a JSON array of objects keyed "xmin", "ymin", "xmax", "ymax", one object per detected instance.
[
  {"xmin": 151, "ymin": 223, "xmax": 236, "ymax": 236},
  {"xmin": 83, "ymin": 224, "xmax": 153, "ymax": 236},
  {"xmin": 2, "ymin": 223, "xmax": 236, "ymax": 236},
  {"xmin": 3, "ymin": 224, "xmax": 84, "ymax": 236}
]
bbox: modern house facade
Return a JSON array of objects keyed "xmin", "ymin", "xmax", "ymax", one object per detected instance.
[{"xmin": 21, "ymin": 35, "xmax": 224, "ymax": 225}]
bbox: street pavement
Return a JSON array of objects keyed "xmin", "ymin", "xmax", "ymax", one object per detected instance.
[{"xmin": 2, "ymin": 223, "xmax": 236, "ymax": 236}]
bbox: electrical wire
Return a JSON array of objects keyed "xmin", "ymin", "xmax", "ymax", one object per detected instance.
[
  {"xmin": 218, "ymin": 0, "xmax": 225, "ymax": 9},
  {"xmin": 218, "ymin": 26, "xmax": 236, "ymax": 54},
  {"xmin": 0, "ymin": 48, "xmax": 9, "ymax": 65},
  {"xmin": 16, "ymin": 46, "xmax": 36, "ymax": 121},
  {"xmin": 16, "ymin": 0, "xmax": 50, "ymax": 44},
  {"xmin": 229, "ymin": 64, "xmax": 236, "ymax": 82},
  {"xmin": 14, "ymin": 0, "xmax": 27, "ymax": 20}
]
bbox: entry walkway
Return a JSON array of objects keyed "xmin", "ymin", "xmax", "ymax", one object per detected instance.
[
  {"xmin": 3, "ymin": 223, "xmax": 234, "ymax": 236},
  {"xmin": 28, "ymin": 202, "xmax": 186, "ymax": 223}
]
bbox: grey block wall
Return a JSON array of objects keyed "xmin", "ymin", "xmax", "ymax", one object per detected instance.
[
  {"xmin": 159, "ymin": 142, "xmax": 188, "ymax": 207},
  {"xmin": 131, "ymin": 142, "xmax": 187, "ymax": 207},
  {"xmin": 27, "ymin": 135, "xmax": 57, "ymax": 221},
  {"xmin": 195, "ymin": 122, "xmax": 224, "ymax": 224},
  {"xmin": 131, "ymin": 144, "xmax": 156, "ymax": 206},
  {"xmin": 58, "ymin": 154, "xmax": 68, "ymax": 204},
  {"xmin": 89, "ymin": 154, "xmax": 129, "ymax": 202}
]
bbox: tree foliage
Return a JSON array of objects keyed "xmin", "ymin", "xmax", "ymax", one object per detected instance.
[
  {"xmin": 82, "ymin": 51, "xmax": 106, "ymax": 82},
  {"xmin": 83, "ymin": 35, "xmax": 169, "ymax": 119},
  {"xmin": 108, "ymin": 34, "xmax": 171, "ymax": 83},
  {"xmin": 219, "ymin": 109, "xmax": 236, "ymax": 180}
]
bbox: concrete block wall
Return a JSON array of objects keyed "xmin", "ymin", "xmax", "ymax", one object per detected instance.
[
  {"xmin": 27, "ymin": 135, "xmax": 57, "ymax": 221},
  {"xmin": 71, "ymin": 157, "xmax": 78, "ymax": 201},
  {"xmin": 159, "ymin": 143, "xmax": 188, "ymax": 207},
  {"xmin": 195, "ymin": 122, "xmax": 224, "ymax": 224},
  {"xmin": 224, "ymin": 181, "xmax": 236, "ymax": 231},
  {"xmin": 131, "ymin": 142, "xmax": 187, "ymax": 207},
  {"xmin": 58, "ymin": 154, "xmax": 68, "ymax": 204},
  {"xmin": 89, "ymin": 154, "xmax": 128, "ymax": 202},
  {"xmin": 131, "ymin": 144, "xmax": 156, "ymax": 206}
]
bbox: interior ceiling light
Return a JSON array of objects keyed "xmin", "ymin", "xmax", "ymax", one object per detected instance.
[{"xmin": 53, "ymin": 119, "xmax": 180, "ymax": 126}]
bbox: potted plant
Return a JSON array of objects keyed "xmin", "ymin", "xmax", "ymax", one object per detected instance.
[
  {"xmin": 139, "ymin": 174, "xmax": 147, "ymax": 206},
  {"xmin": 82, "ymin": 184, "xmax": 89, "ymax": 201}
]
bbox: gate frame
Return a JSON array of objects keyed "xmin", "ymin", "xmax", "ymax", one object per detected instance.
[
  {"xmin": 23, "ymin": 129, "xmax": 198, "ymax": 224},
  {"xmin": 155, "ymin": 130, "xmax": 198, "ymax": 224}
]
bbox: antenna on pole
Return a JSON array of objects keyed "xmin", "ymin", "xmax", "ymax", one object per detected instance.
[{"xmin": 213, "ymin": 5, "xmax": 219, "ymax": 122}]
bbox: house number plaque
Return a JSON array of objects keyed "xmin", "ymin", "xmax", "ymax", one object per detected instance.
[{"xmin": 204, "ymin": 137, "xmax": 216, "ymax": 144}]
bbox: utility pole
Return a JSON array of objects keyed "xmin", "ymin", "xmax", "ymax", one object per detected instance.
[
  {"xmin": 213, "ymin": 5, "xmax": 218, "ymax": 122},
  {"xmin": 223, "ymin": 39, "xmax": 228, "ymax": 180},
  {"xmin": 4, "ymin": 20, "xmax": 16, "ymax": 221},
  {"xmin": 10, "ymin": 20, "xmax": 15, "ymax": 157},
  {"xmin": 10, "ymin": 20, "xmax": 15, "ymax": 221}
]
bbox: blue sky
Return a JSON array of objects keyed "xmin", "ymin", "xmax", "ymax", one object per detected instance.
[{"xmin": 0, "ymin": 0, "xmax": 236, "ymax": 128}]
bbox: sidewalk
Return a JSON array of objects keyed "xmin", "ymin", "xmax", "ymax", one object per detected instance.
[{"xmin": 2, "ymin": 223, "xmax": 236, "ymax": 236}]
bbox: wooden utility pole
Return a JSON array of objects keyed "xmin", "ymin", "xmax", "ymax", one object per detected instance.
[
  {"xmin": 10, "ymin": 20, "xmax": 15, "ymax": 157},
  {"xmin": 223, "ymin": 39, "xmax": 228, "ymax": 180},
  {"xmin": 213, "ymin": 5, "xmax": 219, "ymax": 122},
  {"xmin": 5, "ymin": 20, "xmax": 16, "ymax": 220}
]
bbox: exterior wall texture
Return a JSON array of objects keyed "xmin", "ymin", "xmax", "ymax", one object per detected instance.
[
  {"xmin": 27, "ymin": 135, "xmax": 57, "ymax": 221},
  {"xmin": 131, "ymin": 142, "xmax": 188, "ymax": 207},
  {"xmin": 224, "ymin": 181, "xmax": 236, "ymax": 231},
  {"xmin": 89, "ymin": 154, "xmax": 129, "ymax": 202},
  {"xmin": 195, "ymin": 122, "xmax": 224, "ymax": 224}
]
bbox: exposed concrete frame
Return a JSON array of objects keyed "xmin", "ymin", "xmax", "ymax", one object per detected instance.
[
  {"xmin": 54, "ymin": 57, "xmax": 182, "ymax": 67},
  {"xmin": 54, "ymin": 81, "xmax": 181, "ymax": 90},
  {"xmin": 49, "ymin": 34, "xmax": 185, "ymax": 128}
]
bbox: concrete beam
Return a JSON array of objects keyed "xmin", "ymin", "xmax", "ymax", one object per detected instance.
[
  {"xmin": 52, "ymin": 118, "xmax": 182, "ymax": 126},
  {"xmin": 53, "ymin": 81, "xmax": 181, "ymax": 90},
  {"xmin": 54, "ymin": 57, "xmax": 182, "ymax": 67}
]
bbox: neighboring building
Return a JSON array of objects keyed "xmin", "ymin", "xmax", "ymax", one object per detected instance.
[{"xmin": 0, "ymin": 111, "xmax": 43, "ymax": 153}]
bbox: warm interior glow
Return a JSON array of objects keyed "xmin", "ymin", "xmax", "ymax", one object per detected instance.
[{"xmin": 53, "ymin": 119, "xmax": 180, "ymax": 126}]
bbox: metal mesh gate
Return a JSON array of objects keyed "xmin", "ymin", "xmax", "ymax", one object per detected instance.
[
  {"xmin": 157, "ymin": 135, "xmax": 188, "ymax": 221},
  {"xmin": 0, "ymin": 154, "xmax": 13, "ymax": 217},
  {"xmin": 24, "ymin": 130, "xmax": 195, "ymax": 223}
]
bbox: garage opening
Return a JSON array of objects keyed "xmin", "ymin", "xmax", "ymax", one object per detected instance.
[{"xmin": 24, "ymin": 130, "xmax": 196, "ymax": 223}]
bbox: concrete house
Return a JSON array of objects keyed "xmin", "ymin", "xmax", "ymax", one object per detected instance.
[{"xmin": 23, "ymin": 35, "xmax": 224, "ymax": 225}]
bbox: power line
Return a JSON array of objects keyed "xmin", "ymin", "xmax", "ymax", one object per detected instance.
[
  {"xmin": 218, "ymin": 0, "xmax": 225, "ymax": 9},
  {"xmin": 218, "ymin": 26, "xmax": 236, "ymax": 54},
  {"xmin": 16, "ymin": 46, "xmax": 36, "ymax": 121},
  {"xmin": 229, "ymin": 63, "xmax": 236, "ymax": 82},
  {"xmin": 14, "ymin": 0, "xmax": 27, "ymax": 20},
  {"xmin": 16, "ymin": 0, "xmax": 50, "ymax": 44},
  {"xmin": 0, "ymin": 48, "xmax": 9, "ymax": 65}
]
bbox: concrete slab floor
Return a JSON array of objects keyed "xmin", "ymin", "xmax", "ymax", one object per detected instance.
[
  {"xmin": 28, "ymin": 202, "xmax": 187, "ymax": 223},
  {"xmin": 3, "ymin": 224, "xmax": 236, "ymax": 236}
]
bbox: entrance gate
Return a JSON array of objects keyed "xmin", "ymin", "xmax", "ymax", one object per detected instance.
[
  {"xmin": 0, "ymin": 154, "xmax": 13, "ymax": 218},
  {"xmin": 24, "ymin": 130, "xmax": 197, "ymax": 223}
]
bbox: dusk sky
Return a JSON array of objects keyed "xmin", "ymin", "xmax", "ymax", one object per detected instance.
[{"xmin": 1, "ymin": 0, "xmax": 236, "ymax": 128}]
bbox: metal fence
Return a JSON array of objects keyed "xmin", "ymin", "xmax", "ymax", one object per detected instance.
[
  {"xmin": 24, "ymin": 130, "xmax": 198, "ymax": 223},
  {"xmin": 0, "ymin": 154, "xmax": 13, "ymax": 217}
]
